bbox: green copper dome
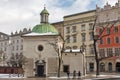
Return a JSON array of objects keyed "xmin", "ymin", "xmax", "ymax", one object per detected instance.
[
  {"xmin": 32, "ymin": 23, "xmax": 58, "ymax": 34},
  {"xmin": 40, "ymin": 7, "xmax": 49, "ymax": 14}
]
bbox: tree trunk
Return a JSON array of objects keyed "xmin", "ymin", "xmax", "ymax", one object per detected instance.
[
  {"xmin": 93, "ymin": 40, "xmax": 100, "ymax": 76},
  {"xmin": 57, "ymin": 57, "xmax": 61, "ymax": 77}
]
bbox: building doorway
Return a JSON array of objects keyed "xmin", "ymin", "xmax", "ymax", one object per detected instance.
[
  {"xmin": 100, "ymin": 62, "xmax": 105, "ymax": 72},
  {"xmin": 108, "ymin": 62, "xmax": 112, "ymax": 72},
  {"xmin": 35, "ymin": 60, "xmax": 46, "ymax": 77},
  {"xmin": 116, "ymin": 62, "xmax": 120, "ymax": 72},
  {"xmin": 89, "ymin": 63, "xmax": 94, "ymax": 72},
  {"xmin": 63, "ymin": 65, "xmax": 69, "ymax": 72},
  {"xmin": 37, "ymin": 65, "xmax": 44, "ymax": 76}
]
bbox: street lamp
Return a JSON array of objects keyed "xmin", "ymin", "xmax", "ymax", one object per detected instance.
[{"xmin": 80, "ymin": 43, "xmax": 86, "ymax": 77}]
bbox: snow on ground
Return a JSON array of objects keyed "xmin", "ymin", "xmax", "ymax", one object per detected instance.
[
  {"xmin": 49, "ymin": 74, "xmax": 120, "ymax": 80},
  {"xmin": 0, "ymin": 74, "xmax": 24, "ymax": 78}
]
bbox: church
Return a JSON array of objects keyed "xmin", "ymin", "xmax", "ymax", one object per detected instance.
[{"xmin": 22, "ymin": 7, "xmax": 83, "ymax": 77}]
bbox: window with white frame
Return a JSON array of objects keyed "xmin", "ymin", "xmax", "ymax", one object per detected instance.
[
  {"xmin": 107, "ymin": 48, "xmax": 113, "ymax": 57},
  {"xmin": 100, "ymin": 38, "xmax": 103, "ymax": 44},
  {"xmin": 72, "ymin": 26, "xmax": 76, "ymax": 33},
  {"xmin": 106, "ymin": 28, "xmax": 110, "ymax": 34},
  {"xmin": 115, "ymin": 48, "xmax": 120, "ymax": 56},
  {"xmin": 89, "ymin": 32, "xmax": 93, "ymax": 40},
  {"xmin": 107, "ymin": 38, "xmax": 111, "ymax": 44},
  {"xmin": 81, "ymin": 24, "xmax": 85, "ymax": 31},
  {"xmin": 72, "ymin": 35, "xmax": 77, "ymax": 43},
  {"xmin": 66, "ymin": 27, "xmax": 70, "ymax": 33},
  {"xmin": 66, "ymin": 36, "xmax": 70, "ymax": 43},
  {"xmin": 89, "ymin": 45, "xmax": 94, "ymax": 54},
  {"xmin": 115, "ymin": 37, "xmax": 119, "ymax": 43},
  {"xmin": 99, "ymin": 49, "xmax": 105, "ymax": 58},
  {"xmin": 81, "ymin": 33, "xmax": 86, "ymax": 41},
  {"xmin": 114, "ymin": 26, "xmax": 118, "ymax": 33},
  {"xmin": 89, "ymin": 23, "xmax": 93, "ymax": 30}
]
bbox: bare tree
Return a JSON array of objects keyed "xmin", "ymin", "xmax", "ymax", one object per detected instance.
[
  {"xmin": 7, "ymin": 53, "xmax": 26, "ymax": 67},
  {"xmin": 47, "ymin": 35, "xmax": 64, "ymax": 77},
  {"xmin": 92, "ymin": 16, "xmax": 118, "ymax": 76}
]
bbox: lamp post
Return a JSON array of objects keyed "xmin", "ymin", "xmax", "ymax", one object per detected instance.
[{"xmin": 80, "ymin": 43, "xmax": 86, "ymax": 77}]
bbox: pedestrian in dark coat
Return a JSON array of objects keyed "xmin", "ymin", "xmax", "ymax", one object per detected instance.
[
  {"xmin": 73, "ymin": 70, "xmax": 76, "ymax": 79},
  {"xmin": 67, "ymin": 70, "xmax": 70, "ymax": 78},
  {"xmin": 78, "ymin": 71, "xmax": 81, "ymax": 78}
]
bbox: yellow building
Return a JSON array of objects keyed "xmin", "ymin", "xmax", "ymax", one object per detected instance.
[{"xmin": 64, "ymin": 10, "xmax": 96, "ymax": 73}]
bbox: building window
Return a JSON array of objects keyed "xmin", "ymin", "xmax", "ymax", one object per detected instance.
[
  {"xmin": 106, "ymin": 28, "xmax": 110, "ymax": 34},
  {"xmin": 81, "ymin": 33, "xmax": 86, "ymax": 41},
  {"xmin": 12, "ymin": 46, "xmax": 14, "ymax": 51},
  {"xmin": 89, "ymin": 23, "xmax": 93, "ymax": 30},
  {"xmin": 66, "ymin": 36, "xmax": 70, "ymax": 43},
  {"xmin": 16, "ymin": 45, "xmax": 19, "ymax": 50},
  {"xmin": 66, "ymin": 27, "xmax": 70, "ymax": 33},
  {"xmin": 1, "ymin": 43, "xmax": 3, "ymax": 46},
  {"xmin": 21, "ymin": 45, "xmax": 23, "ymax": 50},
  {"xmin": 81, "ymin": 24, "xmax": 85, "ymax": 31},
  {"xmin": 115, "ymin": 48, "xmax": 120, "ymax": 56},
  {"xmin": 89, "ymin": 63, "xmax": 94, "ymax": 72},
  {"xmin": 115, "ymin": 37, "xmax": 119, "ymax": 43},
  {"xmin": 89, "ymin": 32, "xmax": 93, "ymax": 40},
  {"xmin": 100, "ymin": 38, "xmax": 103, "ymax": 44},
  {"xmin": 114, "ymin": 26, "xmax": 118, "ymax": 33},
  {"xmin": 99, "ymin": 49, "xmax": 105, "ymax": 58},
  {"xmin": 72, "ymin": 26, "xmax": 76, "ymax": 32},
  {"xmin": 107, "ymin": 38, "xmax": 111, "ymax": 44},
  {"xmin": 99, "ymin": 29, "xmax": 102, "ymax": 35},
  {"xmin": 107, "ymin": 48, "xmax": 113, "ymax": 57},
  {"xmin": 73, "ymin": 35, "xmax": 77, "ymax": 43},
  {"xmin": 4, "ymin": 47, "xmax": 6, "ymax": 51},
  {"xmin": 17, "ymin": 40, "xmax": 19, "ymax": 43},
  {"xmin": 89, "ymin": 45, "xmax": 94, "ymax": 54}
]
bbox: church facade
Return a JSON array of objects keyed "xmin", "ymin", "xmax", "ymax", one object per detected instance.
[{"xmin": 22, "ymin": 7, "xmax": 83, "ymax": 77}]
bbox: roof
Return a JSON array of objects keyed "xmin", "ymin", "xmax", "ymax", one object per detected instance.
[
  {"xmin": 32, "ymin": 23, "xmax": 58, "ymax": 35},
  {"xmin": 40, "ymin": 7, "xmax": 49, "ymax": 15},
  {"xmin": 64, "ymin": 10, "xmax": 96, "ymax": 18},
  {"xmin": 23, "ymin": 32, "xmax": 58, "ymax": 36}
]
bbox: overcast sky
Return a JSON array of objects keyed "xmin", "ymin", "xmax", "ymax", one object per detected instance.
[{"xmin": 0, "ymin": 0, "xmax": 118, "ymax": 34}]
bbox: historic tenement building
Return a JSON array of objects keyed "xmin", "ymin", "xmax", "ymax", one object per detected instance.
[
  {"xmin": 52, "ymin": 21, "xmax": 64, "ymax": 38},
  {"xmin": 96, "ymin": 0, "xmax": 120, "ymax": 72},
  {"xmin": 64, "ymin": 10, "xmax": 96, "ymax": 73},
  {"xmin": 0, "ymin": 32, "xmax": 9, "ymax": 66},
  {"xmin": 0, "ymin": 28, "xmax": 31, "ymax": 66}
]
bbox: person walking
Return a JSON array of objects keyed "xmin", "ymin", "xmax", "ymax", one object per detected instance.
[
  {"xmin": 78, "ymin": 71, "xmax": 81, "ymax": 79},
  {"xmin": 73, "ymin": 70, "xmax": 76, "ymax": 79},
  {"xmin": 67, "ymin": 70, "xmax": 70, "ymax": 78}
]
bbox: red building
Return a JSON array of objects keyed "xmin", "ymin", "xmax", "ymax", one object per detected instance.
[{"xmin": 96, "ymin": 0, "xmax": 120, "ymax": 72}]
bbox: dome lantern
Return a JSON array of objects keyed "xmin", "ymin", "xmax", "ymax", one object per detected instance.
[{"xmin": 40, "ymin": 6, "xmax": 49, "ymax": 23}]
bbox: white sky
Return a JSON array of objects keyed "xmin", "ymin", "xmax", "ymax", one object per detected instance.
[{"xmin": 0, "ymin": 0, "xmax": 118, "ymax": 34}]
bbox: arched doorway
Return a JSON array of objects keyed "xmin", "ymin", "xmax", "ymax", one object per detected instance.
[
  {"xmin": 35, "ymin": 60, "xmax": 46, "ymax": 77},
  {"xmin": 116, "ymin": 62, "xmax": 120, "ymax": 72},
  {"xmin": 100, "ymin": 62, "xmax": 105, "ymax": 72},
  {"xmin": 108, "ymin": 62, "xmax": 112, "ymax": 72}
]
